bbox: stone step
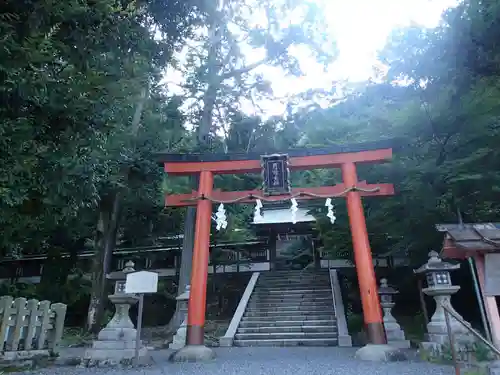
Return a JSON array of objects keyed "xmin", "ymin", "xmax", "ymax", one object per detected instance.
[
  {"xmin": 253, "ymin": 291, "xmax": 332, "ymax": 298},
  {"xmin": 233, "ymin": 338, "xmax": 338, "ymax": 347},
  {"xmin": 262, "ymin": 270, "xmax": 328, "ymax": 275},
  {"xmin": 242, "ymin": 314, "xmax": 335, "ymax": 321},
  {"xmin": 259, "ymin": 282, "xmax": 329, "ymax": 287},
  {"xmin": 235, "ymin": 331, "xmax": 337, "ymax": 340},
  {"xmin": 261, "ymin": 279, "xmax": 330, "ymax": 283},
  {"xmin": 250, "ymin": 296, "xmax": 333, "ymax": 304},
  {"xmin": 260, "ymin": 277, "xmax": 329, "ymax": 282},
  {"xmin": 261, "ymin": 273, "xmax": 329, "ymax": 278},
  {"xmin": 246, "ymin": 304, "xmax": 333, "ymax": 312},
  {"xmin": 248, "ymin": 296, "xmax": 333, "ymax": 307},
  {"xmin": 239, "ymin": 319, "xmax": 336, "ymax": 328},
  {"xmin": 261, "ymin": 276, "xmax": 328, "ymax": 280},
  {"xmin": 247, "ymin": 305, "xmax": 332, "ymax": 311},
  {"xmin": 250, "ymin": 293, "xmax": 332, "ymax": 302},
  {"xmin": 257, "ymin": 285, "xmax": 330, "ymax": 291},
  {"xmin": 255, "ymin": 287, "xmax": 331, "ymax": 293},
  {"xmin": 245, "ymin": 306, "xmax": 332, "ymax": 315},
  {"xmin": 255, "ymin": 283, "xmax": 331, "ymax": 290},
  {"xmin": 253, "ymin": 289, "xmax": 332, "ymax": 297},
  {"xmin": 257, "ymin": 280, "xmax": 330, "ymax": 288},
  {"xmin": 237, "ymin": 325, "xmax": 336, "ymax": 334},
  {"xmin": 259, "ymin": 285, "xmax": 330, "ymax": 290},
  {"xmin": 264, "ymin": 275, "xmax": 329, "ymax": 277}
]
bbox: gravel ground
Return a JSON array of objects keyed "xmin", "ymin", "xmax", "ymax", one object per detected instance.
[{"xmin": 23, "ymin": 347, "xmax": 455, "ymax": 375}]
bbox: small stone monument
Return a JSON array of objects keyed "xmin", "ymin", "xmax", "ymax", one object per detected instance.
[
  {"xmin": 414, "ymin": 251, "xmax": 474, "ymax": 353},
  {"xmin": 169, "ymin": 285, "xmax": 190, "ymax": 350},
  {"xmin": 82, "ymin": 261, "xmax": 148, "ymax": 366},
  {"xmin": 378, "ymin": 278, "xmax": 410, "ymax": 349}
]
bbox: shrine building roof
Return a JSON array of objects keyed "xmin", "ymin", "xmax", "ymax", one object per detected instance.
[
  {"xmin": 436, "ymin": 222, "xmax": 500, "ymax": 259},
  {"xmin": 252, "ymin": 208, "xmax": 315, "ymax": 225}
]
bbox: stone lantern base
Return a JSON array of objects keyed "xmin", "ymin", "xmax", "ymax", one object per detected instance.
[
  {"xmin": 82, "ymin": 341, "xmax": 149, "ymax": 367},
  {"xmin": 385, "ymin": 323, "xmax": 411, "ymax": 349},
  {"xmin": 420, "ymin": 322, "xmax": 475, "ymax": 355},
  {"xmin": 419, "ymin": 316, "xmax": 475, "ymax": 359},
  {"xmin": 420, "ymin": 292, "xmax": 474, "ymax": 356},
  {"xmin": 81, "ymin": 294, "xmax": 149, "ymax": 367}
]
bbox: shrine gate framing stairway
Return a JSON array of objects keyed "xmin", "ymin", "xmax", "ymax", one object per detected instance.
[{"xmin": 160, "ymin": 140, "xmax": 396, "ymax": 361}]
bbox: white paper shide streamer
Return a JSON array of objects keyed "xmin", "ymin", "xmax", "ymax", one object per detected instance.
[
  {"xmin": 325, "ymin": 198, "xmax": 336, "ymax": 224},
  {"xmin": 290, "ymin": 198, "xmax": 298, "ymax": 224},
  {"xmin": 215, "ymin": 203, "xmax": 228, "ymax": 231},
  {"xmin": 253, "ymin": 199, "xmax": 263, "ymax": 222}
]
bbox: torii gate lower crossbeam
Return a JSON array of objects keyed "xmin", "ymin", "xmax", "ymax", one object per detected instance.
[{"xmin": 162, "ymin": 146, "xmax": 395, "ymax": 359}]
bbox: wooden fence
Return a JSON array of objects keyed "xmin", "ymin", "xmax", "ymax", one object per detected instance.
[{"xmin": 0, "ymin": 296, "xmax": 66, "ymax": 355}]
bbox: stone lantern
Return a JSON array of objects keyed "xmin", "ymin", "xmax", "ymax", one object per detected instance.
[
  {"xmin": 414, "ymin": 251, "xmax": 473, "ymax": 349},
  {"xmin": 83, "ymin": 261, "xmax": 148, "ymax": 366},
  {"xmin": 378, "ymin": 278, "xmax": 410, "ymax": 348},
  {"xmin": 169, "ymin": 285, "xmax": 190, "ymax": 350}
]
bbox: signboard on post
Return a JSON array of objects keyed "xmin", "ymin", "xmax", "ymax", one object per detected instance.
[
  {"xmin": 484, "ymin": 253, "xmax": 500, "ymax": 296},
  {"xmin": 125, "ymin": 271, "xmax": 159, "ymax": 365},
  {"xmin": 125, "ymin": 271, "xmax": 158, "ymax": 294}
]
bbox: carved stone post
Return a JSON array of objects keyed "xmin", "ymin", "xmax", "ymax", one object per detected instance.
[
  {"xmin": 169, "ymin": 285, "xmax": 190, "ymax": 350},
  {"xmin": 378, "ymin": 278, "xmax": 410, "ymax": 348}
]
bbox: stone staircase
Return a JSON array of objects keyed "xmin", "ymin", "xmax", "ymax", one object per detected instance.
[{"xmin": 233, "ymin": 269, "xmax": 338, "ymax": 346}]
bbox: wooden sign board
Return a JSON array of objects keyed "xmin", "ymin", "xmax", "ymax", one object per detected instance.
[
  {"xmin": 261, "ymin": 154, "xmax": 291, "ymax": 196},
  {"xmin": 484, "ymin": 253, "xmax": 500, "ymax": 296},
  {"xmin": 125, "ymin": 271, "xmax": 159, "ymax": 294}
]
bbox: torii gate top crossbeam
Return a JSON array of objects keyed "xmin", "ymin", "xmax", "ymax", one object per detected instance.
[{"xmin": 161, "ymin": 141, "xmax": 393, "ymax": 175}]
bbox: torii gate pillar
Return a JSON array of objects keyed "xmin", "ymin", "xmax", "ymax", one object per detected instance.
[
  {"xmin": 169, "ymin": 170, "xmax": 216, "ymax": 362},
  {"xmin": 342, "ymin": 162, "xmax": 386, "ymax": 344}
]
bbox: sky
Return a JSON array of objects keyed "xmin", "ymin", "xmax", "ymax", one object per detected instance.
[
  {"xmin": 165, "ymin": 0, "xmax": 458, "ymax": 118},
  {"xmin": 247, "ymin": 0, "xmax": 458, "ymax": 115}
]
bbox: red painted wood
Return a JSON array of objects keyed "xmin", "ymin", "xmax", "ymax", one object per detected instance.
[
  {"xmin": 164, "ymin": 182, "xmax": 395, "ymax": 207},
  {"xmin": 164, "ymin": 148, "xmax": 392, "ymax": 175},
  {"xmin": 186, "ymin": 170, "xmax": 213, "ymax": 345},
  {"xmin": 341, "ymin": 162, "xmax": 386, "ymax": 344}
]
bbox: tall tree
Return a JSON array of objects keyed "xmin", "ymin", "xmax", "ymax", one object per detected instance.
[
  {"xmin": 0, "ymin": 0, "xmax": 202, "ymax": 332},
  {"xmin": 281, "ymin": 0, "xmax": 500, "ymax": 266},
  {"xmin": 164, "ymin": 0, "xmax": 337, "ymax": 332}
]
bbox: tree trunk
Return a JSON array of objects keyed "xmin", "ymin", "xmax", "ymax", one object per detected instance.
[
  {"xmin": 86, "ymin": 191, "xmax": 121, "ymax": 333},
  {"xmin": 86, "ymin": 85, "xmax": 147, "ymax": 334}
]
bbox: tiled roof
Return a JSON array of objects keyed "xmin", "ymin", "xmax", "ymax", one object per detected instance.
[
  {"xmin": 436, "ymin": 223, "xmax": 500, "ymax": 251},
  {"xmin": 252, "ymin": 208, "xmax": 315, "ymax": 225}
]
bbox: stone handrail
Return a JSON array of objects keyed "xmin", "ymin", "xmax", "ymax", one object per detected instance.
[
  {"xmin": 329, "ymin": 269, "xmax": 352, "ymax": 347},
  {"xmin": 220, "ymin": 272, "xmax": 260, "ymax": 347},
  {"xmin": 442, "ymin": 302, "xmax": 500, "ymax": 357},
  {"xmin": 0, "ymin": 296, "xmax": 67, "ymax": 359}
]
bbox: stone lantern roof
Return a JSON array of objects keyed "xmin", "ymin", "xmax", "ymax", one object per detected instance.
[
  {"xmin": 106, "ymin": 260, "xmax": 135, "ymax": 280},
  {"xmin": 414, "ymin": 251, "xmax": 460, "ymax": 274},
  {"xmin": 378, "ymin": 278, "xmax": 398, "ymax": 296}
]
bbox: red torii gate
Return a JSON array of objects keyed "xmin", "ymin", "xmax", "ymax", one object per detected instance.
[{"xmin": 162, "ymin": 143, "xmax": 395, "ymax": 357}]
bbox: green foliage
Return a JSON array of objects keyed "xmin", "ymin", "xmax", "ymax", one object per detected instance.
[
  {"xmin": 0, "ymin": 273, "xmax": 91, "ymax": 322},
  {"xmin": 3, "ymin": 0, "xmax": 500, "ymax": 333},
  {"xmin": 0, "ymin": 0, "xmax": 201, "ymax": 258},
  {"xmin": 273, "ymin": 0, "xmax": 500, "ymax": 265}
]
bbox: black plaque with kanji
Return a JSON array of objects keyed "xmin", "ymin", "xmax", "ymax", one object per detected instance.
[{"xmin": 261, "ymin": 154, "xmax": 291, "ymax": 196}]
